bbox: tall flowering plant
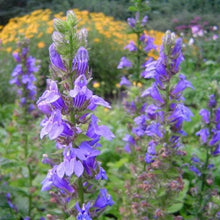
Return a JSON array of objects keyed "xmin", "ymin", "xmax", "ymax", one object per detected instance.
[
  {"xmin": 118, "ymin": 0, "xmax": 156, "ymax": 83},
  {"xmin": 10, "ymin": 38, "xmax": 38, "ymax": 113},
  {"xmin": 8, "ymin": 38, "xmax": 41, "ymax": 219},
  {"xmin": 121, "ymin": 30, "xmax": 194, "ymax": 218},
  {"xmin": 140, "ymin": 30, "xmax": 193, "ymax": 219},
  {"xmin": 37, "ymin": 11, "xmax": 114, "ymax": 219},
  {"xmin": 187, "ymin": 87, "xmax": 220, "ymax": 218},
  {"xmin": 118, "ymin": 0, "xmax": 157, "ymax": 154}
]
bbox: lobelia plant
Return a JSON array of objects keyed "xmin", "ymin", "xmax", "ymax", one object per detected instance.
[
  {"xmin": 139, "ymin": 30, "xmax": 194, "ymax": 219},
  {"xmin": 37, "ymin": 11, "xmax": 114, "ymax": 219},
  {"xmin": 7, "ymin": 38, "xmax": 41, "ymax": 219},
  {"xmin": 120, "ymin": 30, "xmax": 194, "ymax": 219},
  {"xmin": 187, "ymin": 85, "xmax": 220, "ymax": 219},
  {"xmin": 118, "ymin": 0, "xmax": 156, "ymax": 83}
]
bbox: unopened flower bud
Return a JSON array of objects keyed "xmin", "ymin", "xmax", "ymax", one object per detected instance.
[
  {"xmin": 163, "ymin": 30, "xmax": 176, "ymax": 56},
  {"xmin": 53, "ymin": 18, "xmax": 66, "ymax": 34},
  {"xmin": 206, "ymin": 178, "xmax": 213, "ymax": 185},
  {"xmin": 66, "ymin": 10, "xmax": 77, "ymax": 27},
  {"xmin": 171, "ymin": 32, "xmax": 176, "ymax": 43},
  {"xmin": 52, "ymin": 31, "xmax": 64, "ymax": 45},
  {"xmin": 174, "ymin": 216, "xmax": 183, "ymax": 220},
  {"xmin": 78, "ymin": 28, "xmax": 88, "ymax": 46},
  {"xmin": 155, "ymin": 209, "xmax": 164, "ymax": 217}
]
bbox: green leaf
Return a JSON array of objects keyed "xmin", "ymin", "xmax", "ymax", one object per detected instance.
[
  {"xmin": 107, "ymin": 157, "xmax": 128, "ymax": 169},
  {"xmin": 0, "ymin": 157, "xmax": 16, "ymax": 168},
  {"xmin": 167, "ymin": 179, "xmax": 189, "ymax": 213},
  {"xmin": 167, "ymin": 202, "xmax": 183, "ymax": 214},
  {"xmin": 67, "ymin": 199, "xmax": 76, "ymax": 211},
  {"xmin": 75, "ymin": 134, "xmax": 91, "ymax": 146},
  {"xmin": 128, "ymin": 6, "xmax": 138, "ymax": 12},
  {"xmin": 66, "ymin": 217, "xmax": 75, "ymax": 220}
]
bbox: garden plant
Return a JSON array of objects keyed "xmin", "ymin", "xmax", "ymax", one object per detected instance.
[{"xmin": 0, "ymin": 0, "xmax": 220, "ymax": 219}]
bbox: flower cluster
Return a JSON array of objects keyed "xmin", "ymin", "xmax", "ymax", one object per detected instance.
[
  {"xmin": 140, "ymin": 31, "xmax": 193, "ymax": 161},
  {"xmin": 188, "ymin": 92, "xmax": 220, "ymax": 218},
  {"xmin": 117, "ymin": 10, "xmax": 157, "ymax": 82},
  {"xmin": 37, "ymin": 11, "xmax": 114, "ymax": 219},
  {"xmin": 9, "ymin": 38, "xmax": 39, "ymax": 112},
  {"xmin": 121, "ymin": 30, "xmax": 193, "ymax": 218}
]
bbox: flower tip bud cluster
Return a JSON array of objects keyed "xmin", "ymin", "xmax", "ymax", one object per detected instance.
[
  {"xmin": 66, "ymin": 10, "xmax": 77, "ymax": 27},
  {"xmin": 10, "ymin": 38, "xmax": 40, "ymax": 112}
]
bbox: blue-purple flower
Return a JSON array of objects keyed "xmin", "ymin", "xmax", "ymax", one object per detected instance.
[
  {"xmin": 37, "ymin": 11, "xmax": 114, "ymax": 218},
  {"xmin": 117, "ymin": 57, "xmax": 132, "ymax": 69}
]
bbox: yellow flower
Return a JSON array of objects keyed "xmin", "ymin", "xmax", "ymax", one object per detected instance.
[
  {"xmin": 46, "ymin": 26, "xmax": 53, "ymax": 34},
  {"xmin": 37, "ymin": 41, "xmax": 45, "ymax": 48},
  {"xmin": 104, "ymin": 108, "xmax": 109, "ymax": 112},
  {"xmin": 115, "ymin": 83, "xmax": 120, "ymax": 88},
  {"xmin": 37, "ymin": 32, "xmax": 43, "ymax": 38},
  {"xmin": 6, "ymin": 47, "xmax": 12, "ymax": 53},
  {"xmin": 93, "ymin": 38, "xmax": 100, "ymax": 43},
  {"xmin": 93, "ymin": 82, "xmax": 100, "ymax": 88},
  {"xmin": 137, "ymin": 82, "xmax": 142, "ymax": 88}
]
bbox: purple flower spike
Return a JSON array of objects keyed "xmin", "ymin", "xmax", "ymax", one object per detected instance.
[
  {"xmin": 169, "ymin": 104, "xmax": 193, "ymax": 123},
  {"xmin": 123, "ymin": 134, "xmax": 135, "ymax": 145},
  {"xmin": 148, "ymin": 141, "xmax": 156, "ymax": 155},
  {"xmin": 40, "ymin": 110, "xmax": 73, "ymax": 140},
  {"xmin": 72, "ymin": 46, "xmax": 89, "ymax": 75},
  {"xmin": 41, "ymin": 167, "xmax": 74, "ymax": 193},
  {"xmin": 209, "ymin": 131, "xmax": 220, "ymax": 146},
  {"xmin": 215, "ymin": 107, "xmax": 220, "ymax": 123},
  {"xmin": 145, "ymin": 153, "xmax": 155, "ymax": 164},
  {"xmin": 49, "ymin": 43, "xmax": 66, "ymax": 71},
  {"xmin": 86, "ymin": 115, "xmax": 115, "ymax": 141},
  {"xmin": 37, "ymin": 79, "xmax": 67, "ymax": 114},
  {"xmin": 124, "ymin": 41, "xmax": 137, "ymax": 52},
  {"xmin": 141, "ymin": 60, "xmax": 156, "ymax": 79},
  {"xmin": 141, "ymin": 15, "xmax": 148, "ymax": 26},
  {"xmin": 172, "ymin": 38, "xmax": 182, "ymax": 57},
  {"xmin": 127, "ymin": 17, "xmax": 136, "ymax": 28},
  {"xmin": 171, "ymin": 74, "xmax": 194, "ymax": 96},
  {"xmin": 199, "ymin": 109, "xmax": 210, "ymax": 124},
  {"xmin": 144, "ymin": 36, "xmax": 157, "ymax": 53},
  {"xmin": 196, "ymin": 128, "xmax": 209, "ymax": 143},
  {"xmin": 117, "ymin": 57, "xmax": 132, "ymax": 69},
  {"xmin": 56, "ymin": 147, "xmax": 84, "ymax": 178},
  {"xmin": 94, "ymin": 189, "xmax": 114, "ymax": 211},
  {"xmin": 76, "ymin": 202, "xmax": 92, "ymax": 220},
  {"xmin": 119, "ymin": 76, "xmax": 131, "ymax": 87},
  {"xmin": 146, "ymin": 122, "xmax": 163, "ymax": 138},
  {"xmin": 6, "ymin": 193, "xmax": 18, "ymax": 212},
  {"xmin": 88, "ymin": 95, "xmax": 111, "ymax": 111},
  {"xmin": 12, "ymin": 52, "xmax": 21, "ymax": 62},
  {"xmin": 191, "ymin": 156, "xmax": 200, "ymax": 163},
  {"xmin": 213, "ymin": 143, "xmax": 220, "ymax": 155},
  {"xmin": 208, "ymin": 94, "xmax": 216, "ymax": 108},
  {"xmin": 189, "ymin": 165, "xmax": 201, "ymax": 176},
  {"xmin": 69, "ymin": 75, "xmax": 93, "ymax": 109},
  {"xmin": 141, "ymin": 83, "xmax": 164, "ymax": 104},
  {"xmin": 96, "ymin": 165, "xmax": 108, "ymax": 180}
]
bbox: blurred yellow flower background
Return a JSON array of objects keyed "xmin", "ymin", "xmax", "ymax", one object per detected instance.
[{"xmin": 0, "ymin": 8, "xmax": 163, "ymax": 59}]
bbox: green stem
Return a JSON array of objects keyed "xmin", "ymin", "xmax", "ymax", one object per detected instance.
[
  {"xmin": 68, "ymin": 32, "xmax": 85, "ymax": 208},
  {"xmin": 69, "ymin": 34, "xmax": 73, "ymax": 71},
  {"xmin": 136, "ymin": 31, "xmax": 141, "ymax": 81},
  {"xmin": 164, "ymin": 82, "xmax": 170, "ymax": 150},
  {"xmin": 24, "ymin": 132, "xmax": 32, "ymax": 217},
  {"xmin": 78, "ymin": 178, "xmax": 84, "ymax": 206},
  {"xmin": 197, "ymin": 108, "xmax": 213, "ymax": 217}
]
